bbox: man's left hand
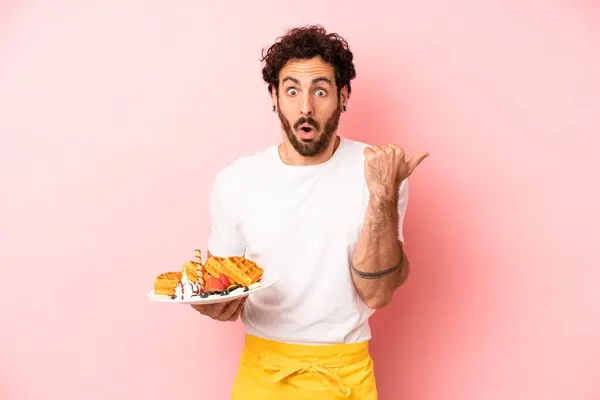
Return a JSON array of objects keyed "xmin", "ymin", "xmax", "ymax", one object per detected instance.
[{"xmin": 364, "ymin": 144, "xmax": 429, "ymax": 201}]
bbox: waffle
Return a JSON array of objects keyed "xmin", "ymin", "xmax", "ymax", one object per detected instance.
[
  {"xmin": 182, "ymin": 261, "xmax": 201, "ymax": 284},
  {"xmin": 204, "ymin": 256, "xmax": 263, "ymax": 287},
  {"xmin": 153, "ymin": 271, "xmax": 182, "ymax": 296}
]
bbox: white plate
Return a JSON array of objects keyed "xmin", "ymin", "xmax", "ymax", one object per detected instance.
[{"xmin": 148, "ymin": 274, "xmax": 278, "ymax": 305}]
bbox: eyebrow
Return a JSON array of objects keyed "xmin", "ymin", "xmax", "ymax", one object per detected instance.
[{"xmin": 281, "ymin": 76, "xmax": 333, "ymax": 86}]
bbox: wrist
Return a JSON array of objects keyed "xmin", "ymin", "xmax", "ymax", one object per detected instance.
[{"xmin": 368, "ymin": 192, "xmax": 398, "ymax": 209}]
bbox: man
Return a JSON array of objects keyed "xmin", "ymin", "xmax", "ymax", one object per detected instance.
[{"xmin": 192, "ymin": 25, "xmax": 428, "ymax": 399}]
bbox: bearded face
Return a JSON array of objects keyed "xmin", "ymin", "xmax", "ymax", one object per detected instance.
[
  {"xmin": 275, "ymin": 56, "xmax": 347, "ymax": 158},
  {"xmin": 277, "ymin": 97, "xmax": 341, "ymax": 157}
]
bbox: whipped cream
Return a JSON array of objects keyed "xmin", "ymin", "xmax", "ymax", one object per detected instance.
[{"xmin": 172, "ymin": 268, "xmax": 202, "ymax": 300}]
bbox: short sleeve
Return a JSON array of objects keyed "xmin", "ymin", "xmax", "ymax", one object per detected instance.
[
  {"xmin": 206, "ymin": 172, "xmax": 246, "ymax": 257},
  {"xmin": 396, "ymin": 179, "xmax": 409, "ymax": 243}
]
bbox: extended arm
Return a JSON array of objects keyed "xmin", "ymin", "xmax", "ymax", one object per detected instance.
[{"xmin": 351, "ymin": 144, "xmax": 428, "ymax": 309}]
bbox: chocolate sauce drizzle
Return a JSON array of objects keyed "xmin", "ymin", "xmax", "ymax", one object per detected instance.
[
  {"xmin": 171, "ymin": 283, "xmax": 250, "ymax": 300},
  {"xmin": 170, "ymin": 281, "xmax": 202, "ymax": 300}
]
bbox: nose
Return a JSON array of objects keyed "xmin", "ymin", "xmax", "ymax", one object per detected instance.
[{"xmin": 300, "ymin": 93, "xmax": 314, "ymax": 117}]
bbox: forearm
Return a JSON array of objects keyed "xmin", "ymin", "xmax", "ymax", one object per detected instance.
[{"xmin": 351, "ymin": 195, "xmax": 409, "ymax": 309}]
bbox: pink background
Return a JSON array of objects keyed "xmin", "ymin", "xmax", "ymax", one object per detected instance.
[{"xmin": 1, "ymin": 1, "xmax": 599, "ymax": 399}]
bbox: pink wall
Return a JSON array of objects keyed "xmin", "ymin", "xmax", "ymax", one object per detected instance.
[{"xmin": 1, "ymin": 1, "xmax": 599, "ymax": 399}]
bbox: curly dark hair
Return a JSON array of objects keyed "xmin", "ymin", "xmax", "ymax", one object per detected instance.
[{"xmin": 260, "ymin": 25, "xmax": 357, "ymax": 98}]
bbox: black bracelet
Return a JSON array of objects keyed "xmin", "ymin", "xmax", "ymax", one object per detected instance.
[{"xmin": 351, "ymin": 252, "xmax": 405, "ymax": 279}]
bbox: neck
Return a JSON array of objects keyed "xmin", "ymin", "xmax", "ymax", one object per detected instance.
[{"xmin": 278, "ymin": 135, "xmax": 341, "ymax": 166}]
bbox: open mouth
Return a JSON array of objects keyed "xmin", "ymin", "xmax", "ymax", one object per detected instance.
[
  {"xmin": 298, "ymin": 122, "xmax": 315, "ymax": 134},
  {"xmin": 297, "ymin": 125, "xmax": 316, "ymax": 139}
]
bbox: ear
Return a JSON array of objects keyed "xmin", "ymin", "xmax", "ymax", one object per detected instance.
[
  {"xmin": 271, "ymin": 85, "xmax": 278, "ymax": 109},
  {"xmin": 340, "ymin": 85, "xmax": 349, "ymax": 108}
]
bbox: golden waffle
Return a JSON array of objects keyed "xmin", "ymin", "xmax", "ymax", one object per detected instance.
[
  {"xmin": 153, "ymin": 271, "xmax": 182, "ymax": 296},
  {"xmin": 228, "ymin": 256, "xmax": 263, "ymax": 284},
  {"xmin": 182, "ymin": 261, "xmax": 200, "ymax": 284},
  {"xmin": 203, "ymin": 256, "xmax": 226, "ymax": 281},
  {"xmin": 204, "ymin": 256, "xmax": 264, "ymax": 287}
]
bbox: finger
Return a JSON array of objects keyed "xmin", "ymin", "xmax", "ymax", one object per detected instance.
[
  {"xmin": 220, "ymin": 298, "xmax": 243, "ymax": 321},
  {"xmin": 373, "ymin": 146, "xmax": 385, "ymax": 161},
  {"xmin": 381, "ymin": 144, "xmax": 393, "ymax": 155},
  {"xmin": 218, "ymin": 299, "xmax": 240, "ymax": 320},
  {"xmin": 406, "ymin": 152, "xmax": 430, "ymax": 175},
  {"xmin": 206, "ymin": 302, "xmax": 227, "ymax": 319},
  {"xmin": 191, "ymin": 304, "xmax": 205, "ymax": 313},
  {"xmin": 219, "ymin": 298, "xmax": 244, "ymax": 321},
  {"xmin": 227, "ymin": 298, "xmax": 246, "ymax": 321},
  {"xmin": 389, "ymin": 144, "xmax": 405, "ymax": 162},
  {"xmin": 363, "ymin": 147, "xmax": 376, "ymax": 161}
]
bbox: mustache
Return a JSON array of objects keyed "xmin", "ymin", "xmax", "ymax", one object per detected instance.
[{"xmin": 293, "ymin": 117, "xmax": 319, "ymax": 131}]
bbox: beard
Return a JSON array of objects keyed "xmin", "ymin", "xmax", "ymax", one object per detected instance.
[{"xmin": 277, "ymin": 99, "xmax": 342, "ymax": 157}]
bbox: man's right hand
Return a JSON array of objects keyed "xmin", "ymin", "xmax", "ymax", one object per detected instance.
[{"xmin": 190, "ymin": 297, "xmax": 246, "ymax": 322}]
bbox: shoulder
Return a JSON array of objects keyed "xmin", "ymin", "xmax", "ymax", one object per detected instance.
[
  {"xmin": 339, "ymin": 137, "xmax": 371, "ymax": 158},
  {"xmin": 335, "ymin": 138, "xmax": 371, "ymax": 176}
]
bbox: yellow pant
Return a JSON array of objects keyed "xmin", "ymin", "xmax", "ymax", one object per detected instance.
[{"xmin": 230, "ymin": 334, "xmax": 378, "ymax": 399}]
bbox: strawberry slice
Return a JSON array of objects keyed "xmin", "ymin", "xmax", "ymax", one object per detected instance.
[
  {"xmin": 218, "ymin": 274, "xmax": 231, "ymax": 288},
  {"xmin": 205, "ymin": 277, "xmax": 226, "ymax": 292}
]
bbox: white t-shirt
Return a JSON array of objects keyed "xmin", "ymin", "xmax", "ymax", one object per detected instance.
[{"xmin": 207, "ymin": 137, "xmax": 408, "ymax": 345}]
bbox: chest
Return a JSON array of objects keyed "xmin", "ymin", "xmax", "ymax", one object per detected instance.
[{"xmin": 239, "ymin": 172, "xmax": 366, "ymax": 257}]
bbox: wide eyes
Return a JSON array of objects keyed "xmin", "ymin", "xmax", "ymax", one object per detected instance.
[{"xmin": 286, "ymin": 88, "xmax": 327, "ymax": 97}]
